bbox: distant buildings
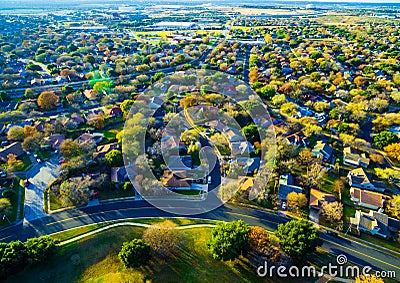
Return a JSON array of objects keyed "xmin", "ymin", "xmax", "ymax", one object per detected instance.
[{"xmin": 350, "ymin": 210, "xmax": 400, "ymax": 239}]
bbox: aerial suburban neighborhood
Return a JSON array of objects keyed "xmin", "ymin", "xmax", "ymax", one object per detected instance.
[{"xmin": 0, "ymin": 0, "xmax": 399, "ymax": 282}]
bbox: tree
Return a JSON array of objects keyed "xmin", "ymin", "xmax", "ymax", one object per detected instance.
[
  {"xmin": 241, "ymin": 123, "xmax": 259, "ymax": 143},
  {"xmin": 321, "ymin": 201, "xmax": 343, "ymax": 230},
  {"xmin": 0, "ymin": 241, "xmax": 27, "ymax": 279},
  {"xmin": 105, "ymin": 149, "xmax": 123, "ymax": 167},
  {"xmin": 60, "ymin": 139, "xmax": 82, "ymax": 159},
  {"xmin": 248, "ymin": 226, "xmax": 270, "ymax": 254},
  {"xmin": 355, "ymin": 275, "xmax": 384, "ymax": 283},
  {"xmin": 304, "ymin": 163, "xmax": 326, "ymax": 189},
  {"xmin": 313, "ymin": 102, "xmax": 330, "ymax": 112},
  {"xmin": 59, "ymin": 176, "xmax": 92, "ymax": 206},
  {"xmin": 280, "ymin": 102, "xmax": 298, "ymax": 117},
  {"xmin": 210, "ymin": 133, "xmax": 230, "ymax": 155},
  {"xmin": 37, "ymin": 91, "xmax": 59, "ymax": 110},
  {"xmin": 257, "ymin": 85, "xmax": 276, "ymax": 99},
  {"xmin": 386, "ymin": 195, "xmax": 400, "ymax": 220},
  {"xmin": 24, "ymin": 236, "xmax": 58, "ymax": 264},
  {"xmin": 7, "ymin": 126, "xmax": 24, "ymax": 141},
  {"xmin": 372, "ymin": 116, "xmax": 391, "ymax": 132},
  {"xmin": 384, "ymin": 143, "xmax": 400, "ymax": 162},
  {"xmin": 142, "ymin": 220, "xmax": 185, "ymax": 258},
  {"xmin": 286, "ymin": 192, "xmax": 308, "ymax": 213},
  {"xmin": 271, "ymin": 94, "xmax": 286, "ymax": 106},
  {"xmin": 275, "ymin": 219, "xmax": 321, "ymax": 261},
  {"xmin": 298, "ymin": 149, "xmax": 314, "ymax": 166},
  {"xmin": 206, "ymin": 220, "xmax": 250, "ymax": 261},
  {"xmin": 24, "ymin": 88, "xmax": 36, "ymax": 99},
  {"xmin": 333, "ymin": 178, "xmax": 345, "ymax": 201},
  {"xmin": 22, "ymin": 134, "xmax": 42, "ymax": 152},
  {"xmin": 118, "ymin": 239, "xmax": 151, "ymax": 268},
  {"xmin": 6, "ymin": 154, "xmax": 24, "ymax": 172},
  {"xmin": 0, "ymin": 198, "xmax": 12, "ymax": 218},
  {"xmin": 373, "ymin": 131, "xmax": 399, "ymax": 149}
]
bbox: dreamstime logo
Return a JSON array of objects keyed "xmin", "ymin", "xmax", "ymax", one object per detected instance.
[
  {"xmin": 122, "ymin": 69, "xmax": 276, "ymax": 215},
  {"xmin": 257, "ymin": 254, "xmax": 396, "ymax": 280}
]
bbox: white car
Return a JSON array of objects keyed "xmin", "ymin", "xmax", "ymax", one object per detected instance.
[
  {"xmin": 281, "ymin": 202, "xmax": 287, "ymax": 210},
  {"xmin": 207, "ymin": 176, "xmax": 212, "ymax": 184},
  {"xmin": 33, "ymin": 153, "xmax": 38, "ymax": 158},
  {"xmin": 36, "ymin": 158, "xmax": 42, "ymax": 163}
]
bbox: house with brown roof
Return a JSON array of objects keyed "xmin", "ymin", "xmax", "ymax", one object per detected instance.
[
  {"xmin": 44, "ymin": 134, "xmax": 65, "ymax": 150},
  {"xmin": 347, "ymin": 168, "xmax": 385, "ymax": 193},
  {"xmin": 93, "ymin": 142, "xmax": 119, "ymax": 160},
  {"xmin": 161, "ymin": 170, "xmax": 191, "ymax": 190},
  {"xmin": 0, "ymin": 142, "xmax": 24, "ymax": 162},
  {"xmin": 75, "ymin": 133, "xmax": 104, "ymax": 144},
  {"xmin": 350, "ymin": 187, "xmax": 390, "ymax": 210},
  {"xmin": 309, "ymin": 189, "xmax": 337, "ymax": 211},
  {"xmin": 285, "ymin": 131, "xmax": 309, "ymax": 147},
  {"xmin": 110, "ymin": 105, "xmax": 123, "ymax": 117}
]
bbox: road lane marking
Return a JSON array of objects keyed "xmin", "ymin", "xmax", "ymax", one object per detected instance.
[{"xmin": 324, "ymin": 238, "xmax": 400, "ymax": 271}]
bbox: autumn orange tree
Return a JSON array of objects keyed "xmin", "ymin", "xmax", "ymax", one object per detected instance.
[
  {"xmin": 37, "ymin": 91, "xmax": 59, "ymax": 110},
  {"xmin": 248, "ymin": 226, "xmax": 270, "ymax": 253}
]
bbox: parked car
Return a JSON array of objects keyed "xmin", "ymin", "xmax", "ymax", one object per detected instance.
[
  {"xmin": 281, "ymin": 202, "xmax": 287, "ymax": 210},
  {"xmin": 207, "ymin": 176, "xmax": 212, "ymax": 184},
  {"xmin": 36, "ymin": 158, "xmax": 42, "ymax": 163},
  {"xmin": 24, "ymin": 180, "xmax": 29, "ymax": 187},
  {"xmin": 59, "ymin": 159, "xmax": 66, "ymax": 164},
  {"xmin": 0, "ymin": 171, "xmax": 7, "ymax": 178},
  {"xmin": 33, "ymin": 153, "xmax": 38, "ymax": 158}
]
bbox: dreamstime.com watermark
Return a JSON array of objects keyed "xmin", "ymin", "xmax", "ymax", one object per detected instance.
[{"xmin": 257, "ymin": 254, "xmax": 396, "ymax": 279}]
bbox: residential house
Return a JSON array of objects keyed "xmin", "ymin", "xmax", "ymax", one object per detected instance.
[
  {"xmin": 75, "ymin": 133, "xmax": 104, "ymax": 144},
  {"xmin": 285, "ymin": 132, "xmax": 309, "ymax": 147},
  {"xmin": 161, "ymin": 170, "xmax": 191, "ymax": 190},
  {"xmin": 110, "ymin": 105, "xmax": 123, "ymax": 117},
  {"xmin": 350, "ymin": 210, "xmax": 391, "ymax": 238},
  {"xmin": 309, "ymin": 189, "xmax": 337, "ymax": 211},
  {"xmin": 343, "ymin": 147, "xmax": 370, "ymax": 168},
  {"xmin": 94, "ymin": 142, "xmax": 119, "ymax": 160},
  {"xmin": 347, "ymin": 168, "xmax": 385, "ymax": 192},
  {"xmin": 111, "ymin": 166, "xmax": 128, "ymax": 183},
  {"xmin": 166, "ymin": 155, "xmax": 192, "ymax": 170},
  {"xmin": 350, "ymin": 187, "xmax": 390, "ymax": 210},
  {"xmin": 278, "ymin": 174, "xmax": 303, "ymax": 202},
  {"xmin": 70, "ymin": 113, "xmax": 85, "ymax": 125},
  {"xmin": 236, "ymin": 157, "xmax": 260, "ymax": 175},
  {"xmin": 83, "ymin": 109, "xmax": 104, "ymax": 120},
  {"xmin": 34, "ymin": 120, "xmax": 45, "ymax": 133},
  {"xmin": 44, "ymin": 134, "xmax": 65, "ymax": 150},
  {"xmin": 312, "ymin": 141, "xmax": 334, "ymax": 160},
  {"xmin": 0, "ymin": 142, "xmax": 24, "ymax": 162},
  {"xmin": 230, "ymin": 141, "xmax": 254, "ymax": 156}
]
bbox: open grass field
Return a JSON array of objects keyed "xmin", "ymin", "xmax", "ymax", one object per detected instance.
[{"xmin": 5, "ymin": 222, "xmax": 314, "ymax": 283}]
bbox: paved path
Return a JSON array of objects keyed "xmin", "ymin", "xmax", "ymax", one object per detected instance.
[{"xmin": 24, "ymin": 157, "xmax": 59, "ymax": 221}]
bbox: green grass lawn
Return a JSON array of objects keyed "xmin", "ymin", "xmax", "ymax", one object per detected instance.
[
  {"xmin": 97, "ymin": 188, "xmax": 135, "ymax": 200},
  {"xmin": 5, "ymin": 222, "xmax": 318, "ymax": 283}
]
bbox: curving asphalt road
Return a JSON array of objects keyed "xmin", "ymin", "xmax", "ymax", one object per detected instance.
[{"xmin": 0, "ymin": 200, "xmax": 398, "ymax": 280}]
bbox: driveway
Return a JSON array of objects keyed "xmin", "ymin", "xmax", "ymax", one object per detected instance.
[{"xmin": 24, "ymin": 157, "xmax": 59, "ymax": 221}]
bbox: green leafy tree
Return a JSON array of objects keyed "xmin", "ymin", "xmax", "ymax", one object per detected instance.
[
  {"xmin": 373, "ymin": 131, "xmax": 399, "ymax": 149},
  {"xmin": 24, "ymin": 236, "xmax": 58, "ymax": 264},
  {"xmin": 105, "ymin": 149, "xmax": 123, "ymax": 167},
  {"xmin": 206, "ymin": 220, "xmax": 250, "ymax": 261},
  {"xmin": 7, "ymin": 126, "xmax": 24, "ymax": 141},
  {"xmin": 275, "ymin": 219, "xmax": 321, "ymax": 261},
  {"xmin": 0, "ymin": 241, "xmax": 27, "ymax": 279},
  {"xmin": 118, "ymin": 239, "xmax": 151, "ymax": 268},
  {"xmin": 60, "ymin": 139, "xmax": 82, "ymax": 159}
]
